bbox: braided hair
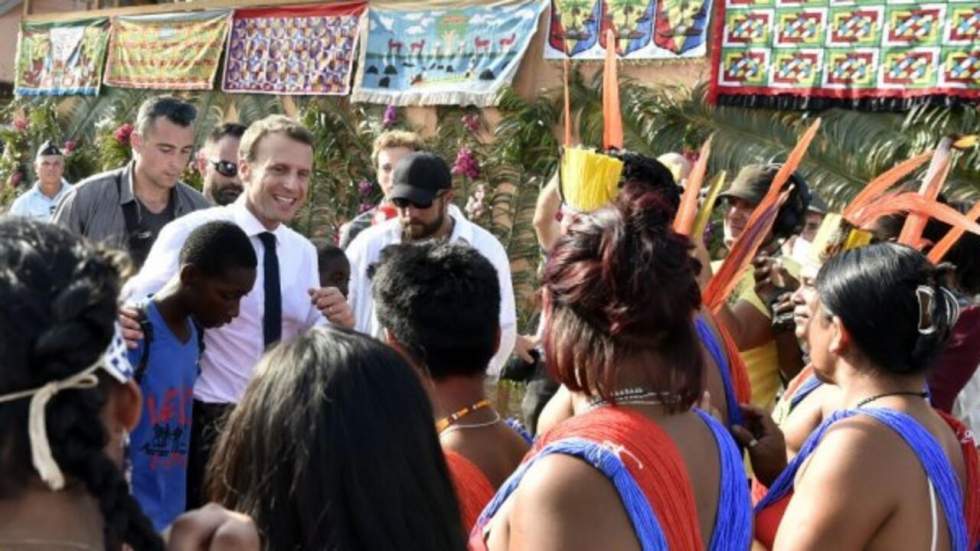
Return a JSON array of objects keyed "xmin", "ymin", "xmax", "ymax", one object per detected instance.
[{"xmin": 0, "ymin": 218, "xmax": 163, "ymax": 551}]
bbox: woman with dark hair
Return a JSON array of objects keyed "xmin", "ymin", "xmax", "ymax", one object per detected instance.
[
  {"xmin": 206, "ymin": 326, "xmax": 466, "ymax": 551},
  {"xmin": 755, "ymin": 242, "xmax": 980, "ymax": 549},
  {"xmin": 0, "ymin": 218, "xmax": 258, "ymax": 551},
  {"xmin": 474, "ymin": 192, "xmax": 751, "ymax": 550}
]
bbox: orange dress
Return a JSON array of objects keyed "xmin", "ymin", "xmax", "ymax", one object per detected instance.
[{"xmin": 444, "ymin": 449, "xmax": 495, "ymax": 532}]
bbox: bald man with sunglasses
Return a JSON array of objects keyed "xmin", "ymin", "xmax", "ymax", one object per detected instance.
[
  {"xmin": 345, "ymin": 152, "xmax": 517, "ymax": 377},
  {"xmin": 197, "ymin": 123, "xmax": 246, "ymax": 206}
]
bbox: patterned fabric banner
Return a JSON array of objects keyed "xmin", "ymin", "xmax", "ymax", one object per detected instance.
[
  {"xmin": 104, "ymin": 10, "xmax": 230, "ymax": 90},
  {"xmin": 15, "ymin": 18, "xmax": 109, "ymax": 96},
  {"xmin": 352, "ymin": 0, "xmax": 547, "ymax": 106},
  {"xmin": 222, "ymin": 3, "xmax": 366, "ymax": 96},
  {"xmin": 709, "ymin": 0, "xmax": 980, "ymax": 110},
  {"xmin": 544, "ymin": 0, "xmax": 713, "ymax": 60}
]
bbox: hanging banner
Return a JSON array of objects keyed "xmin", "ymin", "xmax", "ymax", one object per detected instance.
[
  {"xmin": 544, "ymin": 0, "xmax": 714, "ymax": 60},
  {"xmin": 104, "ymin": 10, "xmax": 230, "ymax": 90},
  {"xmin": 351, "ymin": 0, "xmax": 547, "ymax": 106},
  {"xmin": 222, "ymin": 3, "xmax": 366, "ymax": 96},
  {"xmin": 709, "ymin": 1, "xmax": 980, "ymax": 110},
  {"xmin": 15, "ymin": 18, "xmax": 109, "ymax": 96}
]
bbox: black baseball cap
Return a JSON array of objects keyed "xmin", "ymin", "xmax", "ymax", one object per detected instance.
[{"xmin": 389, "ymin": 152, "xmax": 452, "ymax": 206}]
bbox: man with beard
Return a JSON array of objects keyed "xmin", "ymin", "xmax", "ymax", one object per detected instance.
[
  {"xmin": 346, "ymin": 152, "xmax": 516, "ymax": 375},
  {"xmin": 196, "ymin": 123, "xmax": 246, "ymax": 206}
]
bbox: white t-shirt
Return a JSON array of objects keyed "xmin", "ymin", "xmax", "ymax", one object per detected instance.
[{"xmin": 345, "ymin": 205, "xmax": 517, "ymax": 376}]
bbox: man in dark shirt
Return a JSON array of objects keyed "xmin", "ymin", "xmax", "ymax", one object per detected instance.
[{"xmin": 53, "ymin": 96, "xmax": 210, "ymax": 267}]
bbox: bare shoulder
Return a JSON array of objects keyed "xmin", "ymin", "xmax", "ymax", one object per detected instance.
[
  {"xmin": 508, "ymin": 453, "xmax": 639, "ymax": 550},
  {"xmin": 802, "ymin": 415, "xmax": 913, "ymax": 490}
]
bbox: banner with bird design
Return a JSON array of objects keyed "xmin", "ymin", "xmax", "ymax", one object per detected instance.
[
  {"xmin": 710, "ymin": 0, "xmax": 980, "ymax": 111},
  {"xmin": 351, "ymin": 0, "xmax": 547, "ymax": 106},
  {"xmin": 15, "ymin": 18, "xmax": 109, "ymax": 96},
  {"xmin": 544, "ymin": 0, "xmax": 714, "ymax": 60},
  {"xmin": 222, "ymin": 2, "xmax": 365, "ymax": 96}
]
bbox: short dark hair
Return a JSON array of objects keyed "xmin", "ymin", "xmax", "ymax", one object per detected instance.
[
  {"xmin": 179, "ymin": 221, "xmax": 257, "ymax": 276},
  {"xmin": 612, "ymin": 151, "xmax": 681, "ymax": 214},
  {"xmin": 315, "ymin": 241, "xmax": 348, "ymax": 270},
  {"xmin": 135, "ymin": 96, "xmax": 197, "ymax": 136},
  {"xmin": 817, "ymin": 242, "xmax": 958, "ymax": 375},
  {"xmin": 371, "ymin": 241, "xmax": 500, "ymax": 378},
  {"xmin": 206, "ymin": 122, "xmax": 247, "ymax": 146},
  {"xmin": 206, "ymin": 327, "xmax": 465, "ymax": 550}
]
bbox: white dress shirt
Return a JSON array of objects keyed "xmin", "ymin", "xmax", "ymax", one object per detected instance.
[
  {"xmin": 345, "ymin": 205, "xmax": 517, "ymax": 376},
  {"xmin": 124, "ymin": 196, "xmax": 324, "ymax": 403}
]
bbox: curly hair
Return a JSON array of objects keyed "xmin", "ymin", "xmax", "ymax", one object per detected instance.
[
  {"xmin": 0, "ymin": 218, "xmax": 163, "ymax": 551},
  {"xmin": 371, "ymin": 240, "xmax": 501, "ymax": 378},
  {"xmin": 542, "ymin": 189, "xmax": 705, "ymax": 410}
]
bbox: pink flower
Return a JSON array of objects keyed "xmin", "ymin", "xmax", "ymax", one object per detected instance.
[
  {"xmin": 357, "ymin": 179, "xmax": 374, "ymax": 197},
  {"xmin": 451, "ymin": 147, "xmax": 480, "ymax": 180},
  {"xmin": 114, "ymin": 123, "xmax": 134, "ymax": 146},
  {"xmin": 358, "ymin": 202, "xmax": 376, "ymax": 214},
  {"xmin": 12, "ymin": 116, "xmax": 28, "ymax": 132},
  {"xmin": 9, "ymin": 171, "xmax": 23, "ymax": 187},
  {"xmin": 382, "ymin": 105, "xmax": 398, "ymax": 128},
  {"xmin": 462, "ymin": 113, "xmax": 480, "ymax": 133},
  {"xmin": 62, "ymin": 140, "xmax": 77, "ymax": 154}
]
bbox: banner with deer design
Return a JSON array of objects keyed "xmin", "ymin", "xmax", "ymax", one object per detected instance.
[
  {"xmin": 544, "ymin": 0, "xmax": 714, "ymax": 60},
  {"xmin": 15, "ymin": 18, "xmax": 109, "ymax": 96},
  {"xmin": 351, "ymin": 0, "xmax": 547, "ymax": 106},
  {"xmin": 709, "ymin": 0, "xmax": 980, "ymax": 111},
  {"xmin": 222, "ymin": 3, "xmax": 365, "ymax": 96}
]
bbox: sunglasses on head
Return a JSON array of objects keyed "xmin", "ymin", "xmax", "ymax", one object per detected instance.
[
  {"xmin": 210, "ymin": 160, "xmax": 238, "ymax": 178},
  {"xmin": 391, "ymin": 190, "xmax": 446, "ymax": 210}
]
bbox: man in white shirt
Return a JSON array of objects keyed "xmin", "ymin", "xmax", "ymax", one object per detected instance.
[
  {"xmin": 123, "ymin": 114, "xmax": 353, "ymax": 508},
  {"xmin": 346, "ymin": 151, "xmax": 516, "ymax": 375},
  {"xmin": 8, "ymin": 141, "xmax": 73, "ymax": 220}
]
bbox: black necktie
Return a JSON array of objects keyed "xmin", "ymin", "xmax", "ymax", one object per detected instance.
[{"xmin": 258, "ymin": 232, "xmax": 281, "ymax": 347}]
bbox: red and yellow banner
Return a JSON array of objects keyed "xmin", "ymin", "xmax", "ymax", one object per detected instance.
[{"xmin": 104, "ymin": 10, "xmax": 230, "ymax": 90}]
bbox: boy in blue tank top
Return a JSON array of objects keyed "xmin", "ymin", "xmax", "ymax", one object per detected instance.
[{"xmin": 127, "ymin": 221, "xmax": 257, "ymax": 530}]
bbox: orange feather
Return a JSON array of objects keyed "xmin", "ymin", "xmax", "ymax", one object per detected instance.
[
  {"xmin": 602, "ymin": 28, "xmax": 623, "ymax": 151},
  {"xmin": 852, "ymin": 192, "xmax": 980, "ymax": 241},
  {"xmin": 898, "ymin": 139, "xmax": 952, "ymax": 247},
  {"xmin": 927, "ymin": 202, "xmax": 980, "ymax": 264},
  {"xmin": 673, "ymin": 135, "xmax": 713, "ymax": 236},
  {"xmin": 703, "ymin": 191, "xmax": 788, "ymax": 312},
  {"xmin": 842, "ymin": 151, "xmax": 933, "ymax": 221},
  {"xmin": 563, "ymin": 55, "xmax": 572, "ymax": 147},
  {"xmin": 702, "ymin": 120, "xmax": 820, "ymax": 311}
]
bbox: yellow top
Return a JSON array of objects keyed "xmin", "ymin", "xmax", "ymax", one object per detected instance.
[{"xmin": 714, "ymin": 257, "xmax": 800, "ymax": 410}]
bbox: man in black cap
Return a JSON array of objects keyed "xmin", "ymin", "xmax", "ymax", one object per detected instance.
[
  {"xmin": 345, "ymin": 151, "xmax": 517, "ymax": 376},
  {"xmin": 8, "ymin": 141, "xmax": 73, "ymax": 220}
]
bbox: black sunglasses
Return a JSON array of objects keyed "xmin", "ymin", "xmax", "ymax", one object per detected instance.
[
  {"xmin": 391, "ymin": 190, "xmax": 446, "ymax": 210},
  {"xmin": 210, "ymin": 160, "xmax": 238, "ymax": 178}
]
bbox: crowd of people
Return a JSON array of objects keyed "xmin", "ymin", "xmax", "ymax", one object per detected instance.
[{"xmin": 0, "ymin": 93, "xmax": 977, "ymax": 550}]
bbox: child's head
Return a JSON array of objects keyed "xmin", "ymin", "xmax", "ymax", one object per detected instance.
[
  {"xmin": 316, "ymin": 242, "xmax": 350, "ymax": 298},
  {"xmin": 178, "ymin": 221, "xmax": 258, "ymax": 328}
]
